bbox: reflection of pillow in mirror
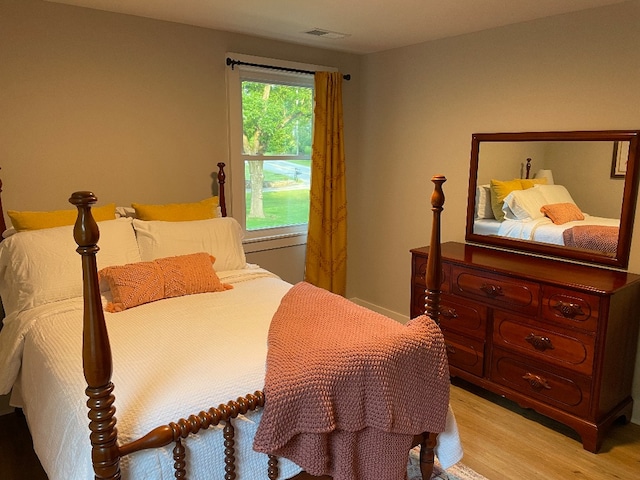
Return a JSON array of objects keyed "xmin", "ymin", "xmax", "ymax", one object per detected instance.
[
  {"xmin": 503, "ymin": 188, "xmax": 548, "ymax": 220},
  {"xmin": 475, "ymin": 184, "xmax": 494, "ymax": 219},
  {"xmin": 534, "ymin": 184, "xmax": 577, "ymax": 205},
  {"xmin": 521, "ymin": 178, "xmax": 547, "ymax": 189},
  {"xmin": 540, "ymin": 203, "xmax": 585, "ymax": 225},
  {"xmin": 490, "ymin": 179, "xmax": 523, "ymax": 221}
]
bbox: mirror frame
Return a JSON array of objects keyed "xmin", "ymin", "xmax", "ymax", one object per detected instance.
[{"xmin": 465, "ymin": 130, "xmax": 640, "ymax": 269}]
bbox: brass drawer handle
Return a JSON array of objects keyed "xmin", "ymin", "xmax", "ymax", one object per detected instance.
[
  {"xmin": 440, "ymin": 306, "xmax": 458, "ymax": 320},
  {"xmin": 445, "ymin": 343, "xmax": 457, "ymax": 355},
  {"xmin": 552, "ymin": 301, "xmax": 584, "ymax": 319},
  {"xmin": 480, "ymin": 283, "xmax": 504, "ymax": 298},
  {"xmin": 522, "ymin": 372, "xmax": 551, "ymax": 391},
  {"xmin": 525, "ymin": 333, "xmax": 554, "ymax": 352}
]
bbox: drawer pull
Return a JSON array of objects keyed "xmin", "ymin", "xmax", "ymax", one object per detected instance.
[
  {"xmin": 445, "ymin": 344, "xmax": 457, "ymax": 355},
  {"xmin": 552, "ymin": 301, "xmax": 584, "ymax": 319},
  {"xmin": 440, "ymin": 306, "xmax": 459, "ymax": 320},
  {"xmin": 480, "ymin": 283, "xmax": 504, "ymax": 298},
  {"xmin": 525, "ymin": 333, "xmax": 554, "ymax": 352},
  {"xmin": 522, "ymin": 372, "xmax": 551, "ymax": 391}
]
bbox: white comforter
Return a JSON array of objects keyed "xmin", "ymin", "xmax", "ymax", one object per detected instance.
[
  {"xmin": 0, "ymin": 266, "xmax": 462, "ymax": 479},
  {"xmin": 1, "ymin": 267, "xmax": 303, "ymax": 480},
  {"xmin": 497, "ymin": 214, "xmax": 619, "ymax": 245}
]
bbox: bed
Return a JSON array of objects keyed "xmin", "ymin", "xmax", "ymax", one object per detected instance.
[
  {"xmin": 474, "ymin": 166, "xmax": 620, "ymax": 255},
  {"xmin": 0, "ymin": 167, "xmax": 461, "ymax": 480}
]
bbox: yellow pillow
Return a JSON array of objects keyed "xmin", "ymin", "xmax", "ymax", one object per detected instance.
[
  {"xmin": 132, "ymin": 197, "xmax": 218, "ymax": 221},
  {"xmin": 490, "ymin": 179, "xmax": 523, "ymax": 221},
  {"xmin": 520, "ymin": 178, "xmax": 548, "ymax": 189},
  {"xmin": 8, "ymin": 203, "xmax": 117, "ymax": 231}
]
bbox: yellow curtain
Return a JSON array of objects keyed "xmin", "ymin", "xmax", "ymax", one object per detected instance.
[{"xmin": 304, "ymin": 72, "xmax": 347, "ymax": 295}]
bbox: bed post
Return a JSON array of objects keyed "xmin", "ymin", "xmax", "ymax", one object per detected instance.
[
  {"xmin": 425, "ymin": 175, "xmax": 446, "ymax": 325},
  {"xmin": 217, "ymin": 162, "xmax": 227, "ymax": 217},
  {"xmin": 69, "ymin": 191, "xmax": 121, "ymax": 480},
  {"xmin": 417, "ymin": 174, "xmax": 446, "ymax": 480}
]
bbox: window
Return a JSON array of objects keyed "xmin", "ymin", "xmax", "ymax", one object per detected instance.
[{"xmin": 227, "ymin": 54, "xmax": 321, "ymax": 252}]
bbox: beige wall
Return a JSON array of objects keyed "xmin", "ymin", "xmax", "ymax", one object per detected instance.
[
  {"xmin": 0, "ymin": 0, "xmax": 360, "ymax": 287},
  {"xmin": 351, "ymin": 0, "xmax": 640, "ymax": 422}
]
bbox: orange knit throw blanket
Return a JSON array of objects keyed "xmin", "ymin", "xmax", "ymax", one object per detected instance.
[
  {"xmin": 562, "ymin": 225, "xmax": 619, "ymax": 254},
  {"xmin": 253, "ymin": 282, "xmax": 450, "ymax": 480}
]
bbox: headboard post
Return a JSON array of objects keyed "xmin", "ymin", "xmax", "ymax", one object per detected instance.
[
  {"xmin": 425, "ymin": 175, "xmax": 446, "ymax": 325},
  {"xmin": 69, "ymin": 191, "xmax": 121, "ymax": 480},
  {"xmin": 217, "ymin": 162, "xmax": 227, "ymax": 217}
]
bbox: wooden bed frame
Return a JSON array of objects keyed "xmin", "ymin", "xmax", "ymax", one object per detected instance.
[{"xmin": 2, "ymin": 165, "xmax": 448, "ymax": 480}]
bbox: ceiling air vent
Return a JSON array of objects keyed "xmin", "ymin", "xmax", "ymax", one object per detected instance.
[{"xmin": 303, "ymin": 28, "xmax": 349, "ymax": 40}]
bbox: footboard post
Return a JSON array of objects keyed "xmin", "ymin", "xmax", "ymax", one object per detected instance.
[
  {"xmin": 70, "ymin": 191, "xmax": 121, "ymax": 480},
  {"xmin": 425, "ymin": 175, "xmax": 446, "ymax": 325},
  {"xmin": 419, "ymin": 432, "xmax": 438, "ymax": 479}
]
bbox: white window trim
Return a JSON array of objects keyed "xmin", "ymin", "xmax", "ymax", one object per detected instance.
[{"xmin": 226, "ymin": 53, "xmax": 334, "ymax": 252}]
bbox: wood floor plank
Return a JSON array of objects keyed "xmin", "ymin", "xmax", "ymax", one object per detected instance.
[{"xmin": 450, "ymin": 378, "xmax": 640, "ymax": 480}]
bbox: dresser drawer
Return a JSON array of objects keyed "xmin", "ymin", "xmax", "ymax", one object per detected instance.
[
  {"xmin": 442, "ymin": 330, "xmax": 484, "ymax": 377},
  {"xmin": 490, "ymin": 348, "xmax": 591, "ymax": 417},
  {"xmin": 439, "ymin": 294, "xmax": 487, "ymax": 340},
  {"xmin": 451, "ymin": 266, "xmax": 539, "ymax": 315},
  {"xmin": 412, "ymin": 254, "xmax": 449, "ymax": 292},
  {"xmin": 542, "ymin": 286, "xmax": 599, "ymax": 333},
  {"xmin": 493, "ymin": 311, "xmax": 595, "ymax": 376}
]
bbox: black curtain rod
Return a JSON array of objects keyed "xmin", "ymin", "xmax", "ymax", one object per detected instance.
[{"xmin": 226, "ymin": 57, "xmax": 351, "ymax": 81}]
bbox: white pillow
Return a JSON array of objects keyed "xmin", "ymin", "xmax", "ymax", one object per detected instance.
[
  {"xmin": 502, "ymin": 188, "xmax": 548, "ymax": 221},
  {"xmin": 534, "ymin": 184, "xmax": 577, "ymax": 206},
  {"xmin": 0, "ymin": 218, "xmax": 140, "ymax": 317},
  {"xmin": 475, "ymin": 184, "xmax": 494, "ymax": 219},
  {"xmin": 133, "ymin": 218, "xmax": 247, "ymax": 272}
]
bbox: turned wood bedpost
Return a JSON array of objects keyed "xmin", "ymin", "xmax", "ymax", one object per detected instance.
[
  {"xmin": 217, "ymin": 162, "xmax": 227, "ymax": 218},
  {"xmin": 69, "ymin": 191, "xmax": 121, "ymax": 480},
  {"xmin": 425, "ymin": 175, "xmax": 446, "ymax": 325}
]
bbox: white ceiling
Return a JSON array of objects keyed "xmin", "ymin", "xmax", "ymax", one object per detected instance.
[{"xmin": 47, "ymin": 0, "xmax": 629, "ymax": 54}]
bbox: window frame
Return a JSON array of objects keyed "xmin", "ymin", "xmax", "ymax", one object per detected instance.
[{"xmin": 226, "ymin": 53, "xmax": 331, "ymax": 253}]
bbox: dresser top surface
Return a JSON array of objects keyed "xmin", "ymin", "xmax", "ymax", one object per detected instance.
[{"xmin": 412, "ymin": 242, "xmax": 640, "ymax": 294}]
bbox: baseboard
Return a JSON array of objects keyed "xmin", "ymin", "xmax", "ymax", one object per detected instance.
[{"xmin": 349, "ymin": 297, "xmax": 409, "ymax": 324}]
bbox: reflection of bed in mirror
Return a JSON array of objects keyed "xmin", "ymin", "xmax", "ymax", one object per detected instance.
[
  {"xmin": 473, "ymin": 162, "xmax": 620, "ymax": 256},
  {"xmin": 465, "ymin": 130, "xmax": 640, "ymax": 269}
]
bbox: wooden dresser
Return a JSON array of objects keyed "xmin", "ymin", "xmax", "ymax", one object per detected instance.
[{"xmin": 410, "ymin": 242, "xmax": 640, "ymax": 452}]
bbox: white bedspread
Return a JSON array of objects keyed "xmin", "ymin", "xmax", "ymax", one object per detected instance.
[
  {"xmin": 2, "ymin": 268, "xmax": 304, "ymax": 480},
  {"xmin": 0, "ymin": 266, "xmax": 462, "ymax": 479},
  {"xmin": 497, "ymin": 214, "xmax": 619, "ymax": 245}
]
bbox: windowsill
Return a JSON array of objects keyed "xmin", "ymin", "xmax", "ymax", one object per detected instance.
[{"xmin": 243, "ymin": 232, "xmax": 307, "ymax": 253}]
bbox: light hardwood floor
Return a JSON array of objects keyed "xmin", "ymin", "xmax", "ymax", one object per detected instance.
[
  {"xmin": 449, "ymin": 378, "xmax": 640, "ymax": 479},
  {"xmin": 1, "ymin": 379, "xmax": 638, "ymax": 479}
]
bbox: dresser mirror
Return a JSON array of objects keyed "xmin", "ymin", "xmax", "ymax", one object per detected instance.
[{"xmin": 465, "ymin": 130, "xmax": 640, "ymax": 269}]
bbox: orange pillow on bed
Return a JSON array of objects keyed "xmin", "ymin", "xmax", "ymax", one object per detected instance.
[
  {"xmin": 540, "ymin": 203, "xmax": 585, "ymax": 225},
  {"xmin": 98, "ymin": 252, "xmax": 233, "ymax": 312}
]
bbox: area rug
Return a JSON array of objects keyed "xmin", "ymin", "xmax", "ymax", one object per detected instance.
[{"xmin": 408, "ymin": 448, "xmax": 488, "ymax": 480}]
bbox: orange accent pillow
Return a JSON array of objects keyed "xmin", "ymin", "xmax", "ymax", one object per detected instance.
[
  {"xmin": 540, "ymin": 203, "xmax": 585, "ymax": 225},
  {"xmin": 99, "ymin": 252, "xmax": 233, "ymax": 312}
]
